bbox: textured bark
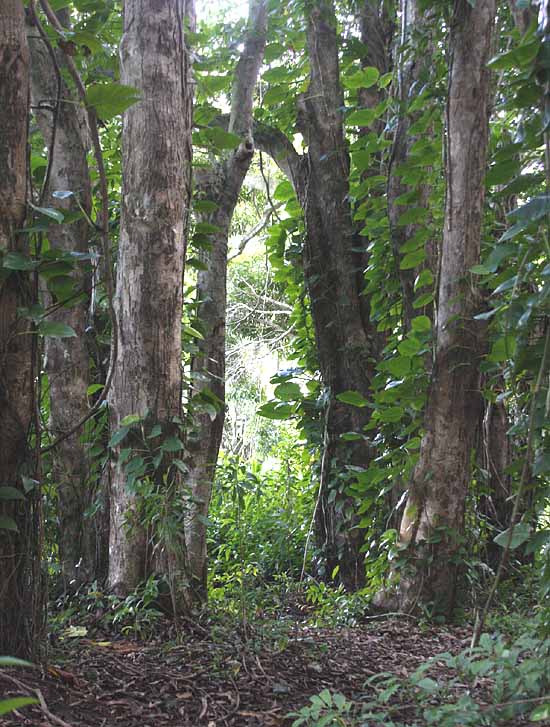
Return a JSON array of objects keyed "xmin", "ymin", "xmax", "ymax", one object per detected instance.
[
  {"xmin": 185, "ymin": 0, "xmax": 267, "ymax": 600},
  {"xmin": 388, "ymin": 0, "xmax": 496, "ymax": 617},
  {"xmin": 28, "ymin": 12, "xmax": 95, "ymax": 589},
  {"xmin": 387, "ymin": 0, "xmax": 436, "ymax": 333},
  {"xmin": 108, "ymin": 0, "xmax": 194, "ymax": 598},
  {"xmin": 0, "ymin": 1, "xmax": 42, "ymax": 658},
  {"xmin": 297, "ymin": 0, "xmax": 377, "ymax": 590},
  {"xmin": 251, "ymin": 1, "xmax": 384, "ymax": 590}
]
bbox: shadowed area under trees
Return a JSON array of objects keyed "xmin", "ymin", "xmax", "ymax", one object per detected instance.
[{"xmin": 2, "ymin": 0, "xmax": 550, "ymax": 724}]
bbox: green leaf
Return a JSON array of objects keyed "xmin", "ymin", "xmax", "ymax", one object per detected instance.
[
  {"xmin": 273, "ymin": 181, "xmax": 295, "ymax": 202},
  {"xmin": 487, "ymin": 335, "xmax": 516, "ymax": 363},
  {"xmin": 29, "ymin": 202, "xmax": 64, "ymax": 224},
  {"xmin": 120, "ymin": 414, "xmax": 142, "ymax": 427},
  {"xmin": 411, "ymin": 315, "xmax": 431, "ymax": 333},
  {"xmin": 494, "ymin": 522, "xmax": 531, "ymax": 550},
  {"xmin": 257, "ymin": 401, "xmax": 293, "ymax": 420},
  {"xmin": 336, "ymin": 390, "xmax": 369, "ymax": 407},
  {"xmin": 0, "ymin": 487, "xmax": 25, "ymax": 501},
  {"xmin": 37, "ymin": 321, "xmax": 77, "ymax": 338},
  {"xmin": 0, "ymin": 515, "xmax": 19, "ymax": 532},
  {"xmin": 400, "ymin": 249, "xmax": 425, "ymax": 270},
  {"xmin": 194, "ymin": 200, "xmax": 218, "ymax": 213},
  {"xmin": 398, "ymin": 337, "xmax": 422, "ymax": 356},
  {"xmin": 86, "ymin": 83, "xmax": 141, "ymax": 121},
  {"xmin": 0, "ymin": 656, "xmax": 35, "ymax": 667},
  {"xmin": 343, "ymin": 66, "xmax": 380, "ymax": 89},
  {"xmin": 489, "ymin": 39, "xmax": 539, "ymax": 71},
  {"xmin": 2, "ymin": 252, "xmax": 39, "ymax": 271},
  {"xmin": 87, "ymin": 383, "xmax": 104, "ymax": 395},
  {"xmin": 413, "ymin": 292, "xmax": 434, "ymax": 309},
  {"xmin": 0, "ymin": 697, "xmax": 38, "ymax": 716},
  {"xmin": 161, "ymin": 436, "xmax": 184, "ymax": 452},
  {"xmin": 530, "ymin": 704, "xmax": 550, "ymax": 721},
  {"xmin": 274, "ymin": 382, "xmax": 302, "ymax": 401},
  {"xmin": 345, "ymin": 108, "xmax": 377, "ymax": 127},
  {"xmin": 109, "ymin": 426, "xmax": 130, "ymax": 448}
]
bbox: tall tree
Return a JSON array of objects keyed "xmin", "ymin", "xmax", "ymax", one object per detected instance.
[
  {"xmin": 108, "ymin": 0, "xmax": 195, "ymax": 597},
  {"xmin": 28, "ymin": 8, "xmax": 95, "ymax": 589},
  {"xmin": 387, "ymin": 0, "xmax": 496, "ymax": 616},
  {"xmin": 253, "ymin": 0, "xmax": 388, "ymax": 589},
  {"xmin": 0, "ymin": 0, "xmax": 43, "ymax": 658},
  {"xmin": 186, "ymin": 0, "xmax": 267, "ymax": 601}
]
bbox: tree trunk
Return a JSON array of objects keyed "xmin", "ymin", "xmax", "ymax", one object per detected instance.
[
  {"xmin": 28, "ymin": 10, "xmax": 95, "ymax": 589},
  {"xmin": 108, "ymin": 0, "xmax": 194, "ymax": 599},
  {"xmin": 385, "ymin": 0, "xmax": 496, "ymax": 617},
  {"xmin": 297, "ymin": 0, "xmax": 378, "ymax": 590},
  {"xmin": 0, "ymin": 0, "xmax": 44, "ymax": 658},
  {"xmin": 185, "ymin": 0, "xmax": 267, "ymax": 601}
]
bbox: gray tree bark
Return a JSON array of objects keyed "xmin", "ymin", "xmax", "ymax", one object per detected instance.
[
  {"xmin": 386, "ymin": 0, "xmax": 496, "ymax": 617},
  {"xmin": 28, "ymin": 10, "xmax": 95, "ymax": 589},
  {"xmin": 0, "ymin": 0, "xmax": 43, "ymax": 658},
  {"xmin": 185, "ymin": 0, "xmax": 267, "ymax": 601},
  {"xmin": 108, "ymin": 0, "xmax": 195, "ymax": 599}
]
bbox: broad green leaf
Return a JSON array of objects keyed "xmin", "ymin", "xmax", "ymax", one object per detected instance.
[
  {"xmin": 494, "ymin": 522, "xmax": 531, "ymax": 550},
  {"xmin": 488, "ymin": 39, "xmax": 539, "ymax": 71},
  {"xmin": 0, "ymin": 697, "xmax": 38, "ymax": 716},
  {"xmin": 273, "ymin": 181, "xmax": 295, "ymax": 202},
  {"xmin": 274, "ymin": 382, "xmax": 302, "ymax": 401},
  {"xmin": 120, "ymin": 414, "xmax": 142, "ymax": 426},
  {"xmin": 161, "ymin": 436, "xmax": 184, "ymax": 452},
  {"xmin": 38, "ymin": 321, "xmax": 77, "ymax": 338},
  {"xmin": 343, "ymin": 67, "xmax": 380, "ymax": 89},
  {"xmin": 194, "ymin": 200, "xmax": 218, "ymax": 213},
  {"xmin": 0, "ymin": 515, "xmax": 18, "ymax": 532},
  {"xmin": 257, "ymin": 401, "xmax": 293, "ymax": 420},
  {"xmin": 411, "ymin": 316, "xmax": 431, "ymax": 333},
  {"xmin": 0, "ymin": 656, "xmax": 35, "ymax": 667},
  {"xmin": 109, "ymin": 426, "xmax": 130, "ymax": 448},
  {"xmin": 345, "ymin": 108, "xmax": 377, "ymax": 127},
  {"xmin": 2, "ymin": 252, "xmax": 39, "ymax": 271},
  {"xmin": 400, "ymin": 249, "xmax": 425, "ymax": 270},
  {"xmin": 531, "ymin": 704, "xmax": 550, "ymax": 721},
  {"xmin": 413, "ymin": 292, "xmax": 434, "ymax": 309},
  {"xmin": 398, "ymin": 337, "xmax": 422, "ymax": 356},
  {"xmin": 86, "ymin": 83, "xmax": 141, "ymax": 120},
  {"xmin": 487, "ymin": 335, "xmax": 516, "ymax": 362},
  {"xmin": 0, "ymin": 487, "xmax": 25, "ymax": 501},
  {"xmin": 87, "ymin": 384, "xmax": 104, "ymax": 395},
  {"xmin": 336, "ymin": 390, "xmax": 369, "ymax": 407},
  {"xmin": 29, "ymin": 203, "xmax": 64, "ymax": 223}
]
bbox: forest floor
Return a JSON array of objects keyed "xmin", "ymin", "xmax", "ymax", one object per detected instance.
[{"xmin": 0, "ymin": 606, "xmax": 540, "ymax": 726}]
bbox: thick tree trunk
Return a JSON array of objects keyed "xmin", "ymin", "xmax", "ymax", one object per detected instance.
[
  {"xmin": 0, "ymin": 1, "xmax": 44, "ymax": 658},
  {"xmin": 185, "ymin": 0, "xmax": 266, "ymax": 600},
  {"xmin": 108, "ymin": 0, "xmax": 194, "ymax": 598},
  {"xmin": 28, "ymin": 11, "xmax": 95, "ymax": 589},
  {"xmin": 386, "ymin": 0, "xmax": 496, "ymax": 617},
  {"xmin": 297, "ymin": 0, "xmax": 377, "ymax": 590}
]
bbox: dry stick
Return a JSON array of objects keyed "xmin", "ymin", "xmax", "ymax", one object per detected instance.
[
  {"xmin": 37, "ymin": 0, "xmax": 118, "ymax": 455},
  {"xmin": 1, "ymin": 673, "xmax": 74, "ymax": 727},
  {"xmin": 471, "ymin": 323, "xmax": 550, "ymax": 649}
]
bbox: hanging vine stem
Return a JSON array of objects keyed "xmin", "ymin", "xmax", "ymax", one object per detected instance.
[{"xmin": 37, "ymin": 0, "xmax": 118, "ymax": 455}]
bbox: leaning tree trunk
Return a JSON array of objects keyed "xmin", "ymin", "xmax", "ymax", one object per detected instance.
[
  {"xmin": 108, "ymin": 0, "xmax": 194, "ymax": 599},
  {"xmin": 28, "ymin": 10, "xmax": 95, "ymax": 589},
  {"xmin": 185, "ymin": 0, "xmax": 266, "ymax": 601},
  {"xmin": 0, "ymin": 1, "xmax": 44, "ymax": 659},
  {"xmin": 387, "ymin": 0, "xmax": 496, "ymax": 617}
]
